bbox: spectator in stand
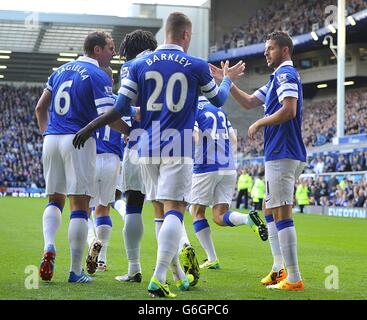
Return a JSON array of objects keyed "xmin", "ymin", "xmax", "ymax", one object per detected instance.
[
  {"xmin": 236, "ymin": 168, "xmax": 253, "ymax": 209},
  {"xmin": 319, "ymin": 181, "xmax": 329, "ymax": 206},
  {"xmin": 295, "ymin": 179, "xmax": 309, "ymax": 213},
  {"xmin": 324, "ymin": 156, "xmax": 336, "ymax": 173},
  {"xmin": 353, "ymin": 188, "xmax": 364, "ymax": 207},
  {"xmin": 334, "ymin": 186, "xmax": 347, "ymax": 206},
  {"xmin": 309, "ymin": 184, "xmax": 320, "ymax": 206},
  {"xmin": 336, "ymin": 155, "xmax": 348, "ymax": 172},
  {"xmin": 328, "ymin": 175, "xmax": 339, "ymax": 195},
  {"xmin": 314, "ymin": 157, "xmax": 325, "ymax": 174}
]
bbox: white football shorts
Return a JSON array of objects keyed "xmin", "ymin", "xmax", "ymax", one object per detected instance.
[
  {"xmin": 115, "ymin": 161, "xmax": 124, "ymax": 193},
  {"xmin": 90, "ymin": 153, "xmax": 120, "ymax": 207},
  {"xmin": 42, "ymin": 134, "xmax": 96, "ymax": 197},
  {"xmin": 191, "ymin": 170, "xmax": 237, "ymax": 207},
  {"xmin": 140, "ymin": 158, "xmax": 192, "ymax": 202},
  {"xmin": 264, "ymin": 158, "xmax": 307, "ymax": 209},
  {"xmin": 120, "ymin": 147, "xmax": 145, "ymax": 193}
]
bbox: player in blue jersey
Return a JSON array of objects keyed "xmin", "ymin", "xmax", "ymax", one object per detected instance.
[
  {"xmin": 189, "ymin": 96, "xmax": 268, "ymax": 270},
  {"xmin": 73, "ymin": 12, "xmax": 245, "ymax": 298},
  {"xmin": 86, "ymin": 66, "xmax": 130, "ymax": 274},
  {"xmin": 210, "ymin": 31, "xmax": 306, "ymax": 291},
  {"xmin": 113, "ymin": 30, "xmax": 158, "ymax": 284},
  {"xmin": 116, "ymin": 31, "xmax": 201, "ymax": 287},
  {"xmin": 35, "ymin": 31, "xmax": 122, "ymax": 283}
]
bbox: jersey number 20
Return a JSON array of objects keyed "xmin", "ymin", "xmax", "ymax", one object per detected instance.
[{"xmin": 145, "ymin": 71, "xmax": 188, "ymax": 112}]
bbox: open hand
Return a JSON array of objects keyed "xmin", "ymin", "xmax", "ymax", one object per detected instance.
[
  {"xmin": 209, "ymin": 63, "xmax": 224, "ymax": 82},
  {"xmin": 223, "ymin": 60, "xmax": 246, "ymax": 81},
  {"xmin": 248, "ymin": 121, "xmax": 261, "ymax": 140},
  {"xmin": 73, "ymin": 126, "xmax": 93, "ymax": 149}
]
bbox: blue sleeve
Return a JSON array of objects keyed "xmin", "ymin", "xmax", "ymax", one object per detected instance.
[
  {"xmin": 114, "ymin": 94, "xmax": 136, "ymax": 117},
  {"xmin": 91, "ymin": 72, "xmax": 115, "ymax": 115},
  {"xmin": 116, "ymin": 61, "xmax": 138, "ymax": 116},
  {"xmin": 207, "ymin": 77, "xmax": 232, "ymax": 107},
  {"xmin": 275, "ymin": 69, "xmax": 299, "ymax": 103}
]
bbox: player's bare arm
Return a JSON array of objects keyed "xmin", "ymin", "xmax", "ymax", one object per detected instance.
[
  {"xmin": 73, "ymin": 108, "xmax": 124, "ymax": 149},
  {"xmin": 109, "ymin": 118, "xmax": 130, "ymax": 136},
  {"xmin": 35, "ymin": 89, "xmax": 52, "ymax": 134},
  {"xmin": 248, "ymin": 96, "xmax": 297, "ymax": 139}
]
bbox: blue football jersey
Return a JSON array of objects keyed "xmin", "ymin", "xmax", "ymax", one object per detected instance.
[
  {"xmin": 193, "ymin": 97, "xmax": 235, "ymax": 174},
  {"xmin": 96, "ymin": 94, "xmax": 129, "ymax": 160},
  {"xmin": 44, "ymin": 56, "xmax": 114, "ymax": 136},
  {"xmin": 117, "ymin": 44, "xmax": 233, "ymax": 158},
  {"xmin": 253, "ymin": 61, "xmax": 306, "ymax": 162}
]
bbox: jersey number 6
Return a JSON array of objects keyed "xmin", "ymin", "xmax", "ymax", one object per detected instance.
[{"xmin": 54, "ymin": 80, "xmax": 73, "ymax": 115}]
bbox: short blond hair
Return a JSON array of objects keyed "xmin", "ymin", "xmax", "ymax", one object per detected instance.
[{"xmin": 165, "ymin": 12, "xmax": 192, "ymax": 40}]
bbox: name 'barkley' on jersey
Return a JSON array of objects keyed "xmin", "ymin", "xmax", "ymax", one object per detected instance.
[{"xmin": 44, "ymin": 57, "xmax": 114, "ymax": 136}]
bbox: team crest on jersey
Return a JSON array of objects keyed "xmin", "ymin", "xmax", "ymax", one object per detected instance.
[
  {"xmin": 104, "ymin": 86, "xmax": 113, "ymax": 95},
  {"xmin": 277, "ymin": 73, "xmax": 287, "ymax": 84},
  {"xmin": 120, "ymin": 67, "xmax": 129, "ymax": 79}
]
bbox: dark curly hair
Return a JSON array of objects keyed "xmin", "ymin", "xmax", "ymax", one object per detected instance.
[{"xmin": 119, "ymin": 29, "xmax": 157, "ymax": 61}]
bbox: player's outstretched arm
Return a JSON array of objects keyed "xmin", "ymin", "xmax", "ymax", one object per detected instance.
[
  {"xmin": 231, "ymin": 84, "xmax": 263, "ymax": 109},
  {"xmin": 35, "ymin": 89, "xmax": 52, "ymax": 134},
  {"xmin": 73, "ymin": 108, "xmax": 123, "ymax": 149}
]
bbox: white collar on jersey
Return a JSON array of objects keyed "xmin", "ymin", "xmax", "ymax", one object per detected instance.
[
  {"xmin": 272, "ymin": 60, "xmax": 293, "ymax": 75},
  {"xmin": 156, "ymin": 44, "xmax": 184, "ymax": 52},
  {"xmin": 77, "ymin": 56, "xmax": 99, "ymax": 67},
  {"xmin": 136, "ymin": 49, "xmax": 152, "ymax": 58}
]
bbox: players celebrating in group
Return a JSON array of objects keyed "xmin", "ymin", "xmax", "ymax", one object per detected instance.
[{"xmin": 36, "ymin": 11, "xmax": 305, "ymax": 297}]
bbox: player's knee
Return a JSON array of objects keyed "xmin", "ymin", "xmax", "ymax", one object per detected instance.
[
  {"xmin": 193, "ymin": 211, "xmax": 205, "ymax": 221},
  {"xmin": 48, "ymin": 194, "xmax": 65, "ymax": 211},
  {"xmin": 191, "ymin": 205, "xmax": 206, "ymax": 219},
  {"xmin": 96, "ymin": 205, "xmax": 110, "ymax": 217},
  {"xmin": 212, "ymin": 214, "xmax": 223, "ymax": 226},
  {"xmin": 126, "ymin": 190, "xmax": 145, "ymax": 207}
]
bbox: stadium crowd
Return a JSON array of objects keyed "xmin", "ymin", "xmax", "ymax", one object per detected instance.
[
  {"xmin": 297, "ymin": 175, "xmax": 367, "ymax": 208},
  {"xmin": 0, "ymin": 85, "xmax": 44, "ymax": 188},
  {"xmin": 215, "ymin": 0, "xmax": 367, "ymax": 51}
]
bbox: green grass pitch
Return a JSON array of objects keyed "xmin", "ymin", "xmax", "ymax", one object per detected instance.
[{"xmin": 0, "ymin": 197, "xmax": 366, "ymax": 300}]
